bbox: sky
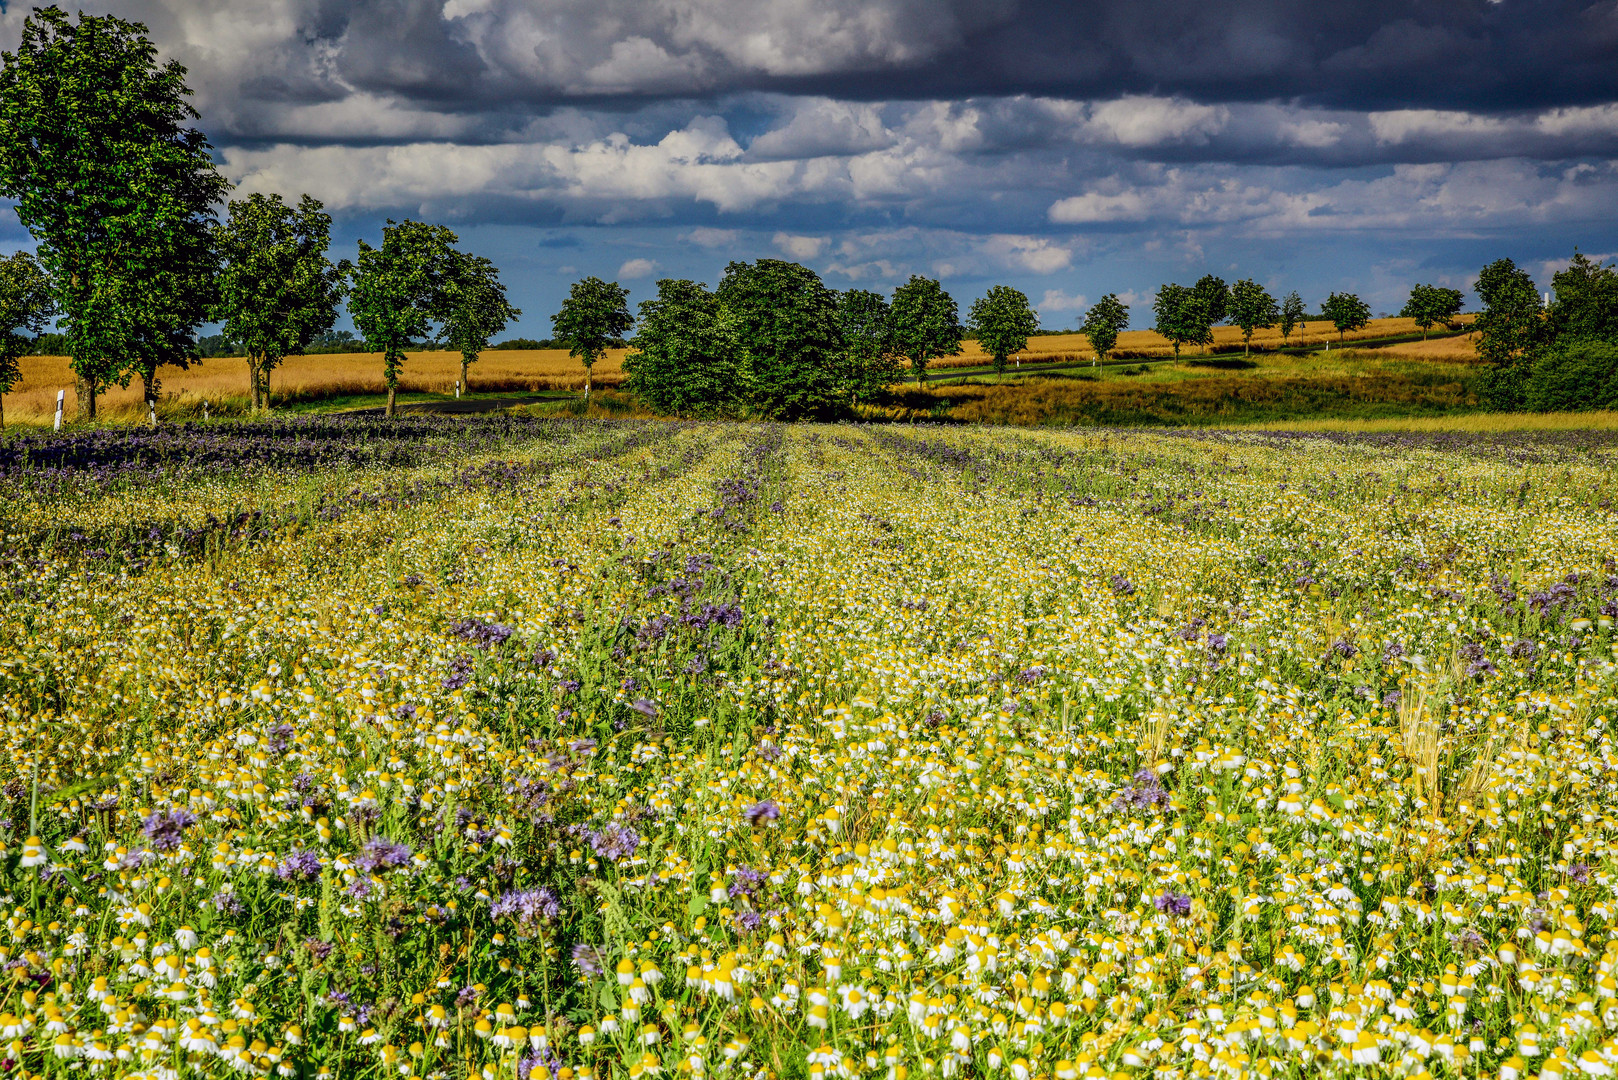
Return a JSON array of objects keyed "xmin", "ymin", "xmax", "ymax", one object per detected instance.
[{"xmin": 4, "ymin": 0, "xmax": 1618, "ymax": 335}]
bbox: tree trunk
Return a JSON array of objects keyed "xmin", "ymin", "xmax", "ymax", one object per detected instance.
[
  {"xmin": 1, "ymin": 393, "xmax": 5, "ymax": 429},
  {"xmin": 77, "ymin": 374, "xmax": 96, "ymax": 421},
  {"xmin": 386, "ymin": 384, "xmax": 397, "ymax": 418},
  {"xmin": 461, "ymin": 357, "xmax": 470, "ymax": 397},
  {"xmin": 141, "ymin": 368, "xmax": 158, "ymax": 426},
  {"xmin": 585, "ymin": 365, "xmax": 592, "ymax": 401},
  {"xmin": 260, "ymin": 364, "xmax": 272, "ymax": 411},
  {"xmin": 248, "ymin": 355, "xmax": 262, "ymax": 412}
]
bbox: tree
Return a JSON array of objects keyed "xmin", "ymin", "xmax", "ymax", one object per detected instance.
[
  {"xmin": 551, "ymin": 276, "xmax": 631, "ymax": 400},
  {"xmin": 888, "ymin": 276, "xmax": 963, "ymax": 386},
  {"xmin": 0, "ymin": 6, "xmax": 229, "ymax": 419},
  {"xmin": 1474, "ymin": 258, "xmax": 1544, "ymax": 411},
  {"xmin": 214, "ymin": 193, "xmax": 346, "ymax": 411},
  {"xmin": 624, "ymin": 279, "xmax": 742, "ymax": 416},
  {"xmin": 349, "ymin": 219, "xmax": 458, "ymax": 418},
  {"xmin": 127, "ymin": 231, "xmax": 216, "ymax": 424},
  {"xmin": 1152, "ymin": 283, "xmax": 1212, "ymax": 359},
  {"xmin": 1228, "ymin": 278, "xmax": 1279, "ymax": 355},
  {"xmin": 968, "ymin": 285, "xmax": 1039, "ymax": 374},
  {"xmin": 1080, "ymin": 293, "xmax": 1130, "ymax": 363},
  {"xmin": 837, "ymin": 289, "xmax": 902, "ymax": 404},
  {"xmin": 1547, "ymin": 251, "xmax": 1618, "ymax": 344},
  {"xmin": 441, "ymin": 252, "xmax": 520, "ymax": 397},
  {"xmin": 1279, "ymin": 291, "xmax": 1305, "ymax": 346},
  {"xmin": 1399, "ymin": 283, "xmax": 1464, "ymax": 340},
  {"xmin": 0, "ymin": 250, "xmax": 55, "ymax": 428},
  {"xmin": 717, "ymin": 259, "xmax": 844, "ymax": 418},
  {"xmin": 1321, "ymin": 291, "xmax": 1371, "ymax": 346},
  {"xmin": 1192, "ymin": 274, "xmax": 1229, "ymax": 331}
]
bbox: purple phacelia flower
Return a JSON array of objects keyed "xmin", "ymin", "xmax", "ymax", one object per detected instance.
[
  {"xmin": 276, "ymin": 850, "xmax": 323, "ymax": 882},
  {"xmin": 355, "ymin": 836, "xmax": 413, "ymax": 874},
  {"xmin": 1154, "ymin": 891, "xmax": 1192, "ymax": 917},
  {"xmin": 490, "ymin": 887, "xmax": 562, "ymax": 929},
  {"xmin": 572, "ymin": 943, "xmax": 606, "ymax": 977},
  {"xmin": 142, "ymin": 809, "xmax": 198, "ymax": 852},
  {"xmin": 744, "ymin": 799, "xmax": 781, "ymax": 826}
]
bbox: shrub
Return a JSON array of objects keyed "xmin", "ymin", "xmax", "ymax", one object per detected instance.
[{"xmin": 1525, "ymin": 340, "xmax": 1618, "ymax": 411}]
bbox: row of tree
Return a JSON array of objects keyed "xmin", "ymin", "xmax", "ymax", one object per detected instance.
[{"xmin": 1474, "ymin": 254, "xmax": 1618, "ymax": 411}]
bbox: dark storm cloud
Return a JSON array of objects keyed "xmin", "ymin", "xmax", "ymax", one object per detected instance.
[{"xmin": 178, "ymin": 0, "xmax": 1618, "ymax": 118}]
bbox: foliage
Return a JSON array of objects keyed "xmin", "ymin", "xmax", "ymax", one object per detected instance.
[
  {"xmin": 888, "ymin": 275, "xmax": 963, "ymax": 385},
  {"xmin": 1279, "ymin": 291, "xmax": 1305, "ymax": 344},
  {"xmin": 837, "ymin": 288, "xmax": 903, "ymax": 404},
  {"xmin": 624, "ymin": 279, "xmax": 743, "ymax": 416},
  {"xmin": 1547, "ymin": 251, "xmax": 1618, "ymax": 344},
  {"xmin": 1475, "ymin": 258, "xmax": 1545, "ymax": 410},
  {"xmin": 0, "ymin": 5, "xmax": 228, "ymax": 419},
  {"xmin": 349, "ymin": 219, "xmax": 459, "ymax": 418},
  {"xmin": 213, "ymin": 193, "xmax": 347, "ymax": 411},
  {"xmin": 1321, "ymin": 291, "xmax": 1372, "ymax": 344},
  {"xmin": 551, "ymin": 277, "xmax": 633, "ymax": 397},
  {"xmin": 1080, "ymin": 294, "xmax": 1130, "ymax": 362},
  {"xmin": 967, "ymin": 285, "xmax": 1039, "ymax": 374},
  {"xmin": 1191, "ymin": 274, "xmax": 1229, "ymax": 326},
  {"xmin": 1525, "ymin": 339, "xmax": 1618, "ymax": 412},
  {"xmin": 717, "ymin": 259, "xmax": 844, "ymax": 418},
  {"xmin": 0, "ymin": 249, "xmax": 55, "ymax": 425},
  {"xmin": 1398, "ymin": 283, "xmax": 1464, "ymax": 340},
  {"xmin": 1152, "ymin": 283, "xmax": 1213, "ymax": 358},
  {"xmin": 441, "ymin": 251, "xmax": 521, "ymax": 392},
  {"xmin": 1227, "ymin": 278, "xmax": 1279, "ymax": 354}
]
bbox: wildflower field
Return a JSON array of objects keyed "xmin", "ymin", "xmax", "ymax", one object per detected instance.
[{"xmin": 2, "ymin": 417, "xmax": 1618, "ymax": 1080}]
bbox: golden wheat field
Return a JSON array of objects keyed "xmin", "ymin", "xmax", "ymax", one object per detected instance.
[
  {"xmin": 0, "ymin": 317, "xmax": 1478, "ymax": 424},
  {"xmin": 2, "ymin": 348, "xmax": 634, "ymax": 422}
]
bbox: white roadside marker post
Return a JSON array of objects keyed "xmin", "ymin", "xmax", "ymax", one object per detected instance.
[{"xmin": 54, "ymin": 389, "xmax": 64, "ymax": 431}]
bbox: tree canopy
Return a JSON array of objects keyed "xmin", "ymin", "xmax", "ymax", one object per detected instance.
[
  {"xmin": 1547, "ymin": 252, "xmax": 1618, "ymax": 344},
  {"xmin": 1321, "ymin": 291, "xmax": 1372, "ymax": 345},
  {"xmin": 1228, "ymin": 278, "xmax": 1278, "ymax": 354},
  {"xmin": 1399, "ymin": 283, "xmax": 1464, "ymax": 340},
  {"xmin": 551, "ymin": 276, "xmax": 632, "ymax": 398},
  {"xmin": 717, "ymin": 259, "xmax": 843, "ymax": 419},
  {"xmin": 1280, "ymin": 291, "xmax": 1305, "ymax": 345},
  {"xmin": 0, "ymin": 5, "xmax": 228, "ymax": 419},
  {"xmin": 624, "ymin": 279, "xmax": 742, "ymax": 417},
  {"xmin": 0, "ymin": 250, "xmax": 55, "ymax": 427},
  {"xmin": 968, "ymin": 285, "xmax": 1038, "ymax": 374},
  {"xmin": 837, "ymin": 289, "xmax": 902, "ymax": 404},
  {"xmin": 349, "ymin": 219, "xmax": 459, "ymax": 418},
  {"xmin": 441, "ymin": 252, "xmax": 520, "ymax": 395},
  {"xmin": 214, "ymin": 193, "xmax": 346, "ymax": 411},
  {"xmin": 888, "ymin": 276, "xmax": 963, "ymax": 386},
  {"xmin": 1080, "ymin": 294, "xmax": 1129, "ymax": 362},
  {"xmin": 1153, "ymin": 284, "xmax": 1212, "ymax": 359},
  {"xmin": 1192, "ymin": 274, "xmax": 1229, "ymax": 327}
]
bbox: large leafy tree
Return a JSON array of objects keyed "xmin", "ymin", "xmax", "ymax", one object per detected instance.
[
  {"xmin": 1152, "ymin": 283, "xmax": 1212, "ymax": 359},
  {"xmin": 624, "ymin": 278, "xmax": 742, "ymax": 417},
  {"xmin": 0, "ymin": 250, "xmax": 55, "ymax": 428},
  {"xmin": 1279, "ymin": 291, "xmax": 1305, "ymax": 346},
  {"xmin": 836, "ymin": 288, "xmax": 902, "ymax": 404},
  {"xmin": 1192, "ymin": 274, "xmax": 1229, "ymax": 330},
  {"xmin": 1399, "ymin": 283, "xmax": 1464, "ymax": 340},
  {"xmin": 1547, "ymin": 251, "xmax": 1618, "ymax": 344},
  {"xmin": 968, "ymin": 285, "xmax": 1039, "ymax": 374},
  {"xmin": 441, "ymin": 252, "xmax": 520, "ymax": 397},
  {"xmin": 214, "ymin": 193, "xmax": 347, "ymax": 411},
  {"xmin": 349, "ymin": 219, "xmax": 458, "ymax": 418},
  {"xmin": 1080, "ymin": 293, "xmax": 1129, "ymax": 363},
  {"xmin": 717, "ymin": 259, "xmax": 844, "ymax": 419},
  {"xmin": 0, "ymin": 6, "xmax": 228, "ymax": 419},
  {"xmin": 1474, "ymin": 258, "xmax": 1544, "ymax": 411},
  {"xmin": 1321, "ymin": 291, "xmax": 1372, "ymax": 346},
  {"xmin": 889, "ymin": 275, "xmax": 963, "ymax": 386},
  {"xmin": 1228, "ymin": 278, "xmax": 1279, "ymax": 355},
  {"xmin": 551, "ymin": 276, "xmax": 632, "ymax": 400}
]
